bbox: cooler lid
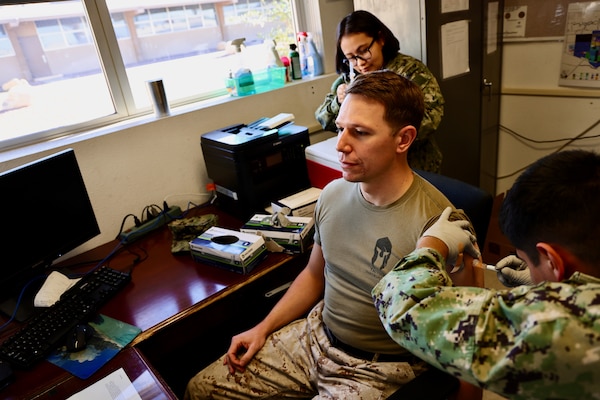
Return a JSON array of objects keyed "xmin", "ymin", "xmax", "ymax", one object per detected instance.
[{"xmin": 305, "ymin": 137, "xmax": 341, "ymax": 171}]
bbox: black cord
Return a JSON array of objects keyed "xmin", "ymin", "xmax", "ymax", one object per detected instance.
[
  {"xmin": 141, "ymin": 204, "xmax": 163, "ymax": 223},
  {"xmin": 500, "ymin": 123, "xmax": 600, "ymax": 145},
  {"xmin": 115, "ymin": 213, "xmax": 141, "ymax": 239},
  {"xmin": 66, "ymin": 241, "xmax": 124, "ymax": 279},
  {"xmin": 497, "ymin": 118, "xmax": 600, "ymax": 180},
  {"xmin": 122, "ymin": 245, "xmax": 148, "ymax": 273},
  {"xmin": 0, "ymin": 275, "xmax": 47, "ymax": 331}
]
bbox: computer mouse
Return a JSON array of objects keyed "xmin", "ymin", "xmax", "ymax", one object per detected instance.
[{"xmin": 65, "ymin": 324, "xmax": 94, "ymax": 352}]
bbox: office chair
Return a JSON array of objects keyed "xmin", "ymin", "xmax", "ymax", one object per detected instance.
[
  {"xmin": 416, "ymin": 169, "xmax": 493, "ymax": 248},
  {"xmin": 386, "ymin": 368, "xmax": 460, "ymax": 400},
  {"xmin": 386, "ymin": 170, "xmax": 494, "ymax": 400}
]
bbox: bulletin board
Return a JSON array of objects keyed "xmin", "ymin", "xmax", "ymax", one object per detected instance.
[
  {"xmin": 504, "ymin": 0, "xmax": 589, "ymax": 39},
  {"xmin": 558, "ymin": 1, "xmax": 600, "ymax": 87}
]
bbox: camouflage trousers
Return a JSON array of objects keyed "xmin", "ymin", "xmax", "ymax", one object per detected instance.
[{"xmin": 184, "ymin": 300, "xmax": 427, "ymax": 400}]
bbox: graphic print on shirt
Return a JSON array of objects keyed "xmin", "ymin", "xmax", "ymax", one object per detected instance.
[{"xmin": 372, "ymin": 237, "xmax": 392, "ymax": 271}]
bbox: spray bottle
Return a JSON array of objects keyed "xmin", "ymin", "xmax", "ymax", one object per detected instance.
[
  {"xmin": 306, "ymin": 33, "xmax": 323, "ymax": 77},
  {"xmin": 230, "ymin": 38, "xmax": 255, "ymax": 96},
  {"xmin": 265, "ymin": 39, "xmax": 284, "ymax": 68},
  {"xmin": 297, "ymin": 32, "xmax": 309, "ymax": 78}
]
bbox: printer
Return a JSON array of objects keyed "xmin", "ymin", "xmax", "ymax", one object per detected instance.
[{"xmin": 201, "ymin": 118, "xmax": 311, "ymax": 219}]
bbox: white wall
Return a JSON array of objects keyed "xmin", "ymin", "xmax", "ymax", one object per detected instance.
[{"xmin": 498, "ymin": 40, "xmax": 600, "ymax": 194}]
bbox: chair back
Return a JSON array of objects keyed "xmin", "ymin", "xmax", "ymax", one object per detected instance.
[{"xmin": 415, "ymin": 170, "xmax": 493, "ymax": 248}]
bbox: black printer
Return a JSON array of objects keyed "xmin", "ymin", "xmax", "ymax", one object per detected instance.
[{"xmin": 201, "ymin": 120, "xmax": 311, "ymax": 219}]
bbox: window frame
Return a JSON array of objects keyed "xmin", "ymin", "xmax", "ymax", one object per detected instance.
[
  {"xmin": 0, "ymin": 0, "xmax": 316, "ymax": 153},
  {"xmin": 0, "ymin": 25, "xmax": 16, "ymax": 57}
]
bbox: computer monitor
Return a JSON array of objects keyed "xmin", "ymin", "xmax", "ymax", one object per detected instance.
[{"xmin": 0, "ymin": 148, "xmax": 100, "ymax": 321}]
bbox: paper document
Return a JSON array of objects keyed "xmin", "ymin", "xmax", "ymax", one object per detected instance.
[
  {"xmin": 34, "ymin": 270, "xmax": 81, "ymax": 307},
  {"xmin": 67, "ymin": 368, "xmax": 142, "ymax": 400},
  {"xmin": 441, "ymin": 20, "xmax": 470, "ymax": 79}
]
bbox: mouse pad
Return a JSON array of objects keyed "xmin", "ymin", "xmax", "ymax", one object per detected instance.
[{"xmin": 47, "ymin": 314, "xmax": 141, "ymax": 379}]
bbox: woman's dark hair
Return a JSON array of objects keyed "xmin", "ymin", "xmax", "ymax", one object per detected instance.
[{"xmin": 335, "ymin": 10, "xmax": 400, "ymax": 75}]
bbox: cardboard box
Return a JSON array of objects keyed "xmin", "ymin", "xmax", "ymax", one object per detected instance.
[
  {"xmin": 305, "ymin": 137, "xmax": 342, "ymax": 189},
  {"xmin": 189, "ymin": 227, "xmax": 267, "ymax": 274},
  {"xmin": 241, "ymin": 214, "xmax": 315, "ymax": 254},
  {"xmin": 271, "ymin": 187, "xmax": 322, "ymax": 218}
]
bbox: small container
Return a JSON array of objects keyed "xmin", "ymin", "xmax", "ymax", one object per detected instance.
[
  {"xmin": 254, "ymin": 66, "xmax": 286, "ymax": 94},
  {"xmin": 289, "ymin": 44, "xmax": 302, "ymax": 80},
  {"xmin": 147, "ymin": 79, "xmax": 170, "ymax": 117},
  {"xmin": 228, "ymin": 38, "xmax": 255, "ymax": 96}
]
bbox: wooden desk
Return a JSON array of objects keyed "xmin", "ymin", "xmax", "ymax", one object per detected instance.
[
  {"xmin": 0, "ymin": 205, "xmax": 307, "ymax": 399},
  {"xmin": 2, "ymin": 347, "xmax": 177, "ymax": 400}
]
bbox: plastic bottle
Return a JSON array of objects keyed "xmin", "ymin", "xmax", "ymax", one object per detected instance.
[
  {"xmin": 230, "ymin": 38, "xmax": 255, "ymax": 96},
  {"xmin": 264, "ymin": 39, "xmax": 286, "ymax": 88},
  {"xmin": 306, "ymin": 33, "xmax": 323, "ymax": 77},
  {"xmin": 289, "ymin": 44, "xmax": 302, "ymax": 80},
  {"xmin": 225, "ymin": 69, "xmax": 235, "ymax": 95},
  {"xmin": 297, "ymin": 32, "xmax": 309, "ymax": 78},
  {"xmin": 280, "ymin": 56, "xmax": 291, "ymax": 82},
  {"xmin": 265, "ymin": 39, "xmax": 284, "ymax": 68}
]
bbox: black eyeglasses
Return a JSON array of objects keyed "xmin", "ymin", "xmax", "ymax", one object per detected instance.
[{"xmin": 343, "ymin": 37, "xmax": 377, "ymax": 66}]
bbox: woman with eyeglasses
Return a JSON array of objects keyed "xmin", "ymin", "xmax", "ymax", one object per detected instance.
[{"xmin": 315, "ymin": 10, "xmax": 445, "ymax": 173}]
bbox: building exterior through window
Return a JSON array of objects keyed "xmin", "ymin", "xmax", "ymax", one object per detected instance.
[{"xmin": 0, "ymin": 0, "xmax": 293, "ymax": 148}]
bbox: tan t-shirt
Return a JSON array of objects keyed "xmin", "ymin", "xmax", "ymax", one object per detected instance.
[{"xmin": 315, "ymin": 173, "xmax": 451, "ymax": 354}]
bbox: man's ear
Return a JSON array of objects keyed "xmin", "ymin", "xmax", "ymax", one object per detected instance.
[
  {"xmin": 396, "ymin": 125, "xmax": 417, "ymax": 153},
  {"xmin": 536, "ymin": 243, "xmax": 565, "ymax": 281}
]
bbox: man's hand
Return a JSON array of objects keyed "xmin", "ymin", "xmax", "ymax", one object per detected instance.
[
  {"xmin": 495, "ymin": 255, "xmax": 535, "ymax": 287},
  {"xmin": 223, "ymin": 326, "xmax": 267, "ymax": 374},
  {"xmin": 421, "ymin": 207, "xmax": 479, "ymax": 266}
]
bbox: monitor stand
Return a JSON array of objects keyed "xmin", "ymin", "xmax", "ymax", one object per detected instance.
[{"xmin": 0, "ymin": 279, "xmax": 45, "ymax": 322}]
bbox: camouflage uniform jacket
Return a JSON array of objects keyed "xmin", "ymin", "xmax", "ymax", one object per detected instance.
[
  {"xmin": 372, "ymin": 248, "xmax": 600, "ymax": 400},
  {"xmin": 314, "ymin": 52, "xmax": 445, "ymax": 172}
]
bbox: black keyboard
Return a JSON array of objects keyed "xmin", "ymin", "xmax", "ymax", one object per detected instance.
[{"xmin": 0, "ymin": 265, "xmax": 130, "ymax": 368}]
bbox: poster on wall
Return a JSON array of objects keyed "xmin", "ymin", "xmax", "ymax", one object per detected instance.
[{"xmin": 559, "ymin": 1, "xmax": 600, "ymax": 88}]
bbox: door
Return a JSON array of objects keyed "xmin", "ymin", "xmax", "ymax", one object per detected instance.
[
  {"xmin": 424, "ymin": 0, "xmax": 503, "ymax": 194},
  {"xmin": 480, "ymin": 1, "xmax": 503, "ymax": 195}
]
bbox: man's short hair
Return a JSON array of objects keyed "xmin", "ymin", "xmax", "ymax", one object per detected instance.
[
  {"xmin": 346, "ymin": 70, "xmax": 425, "ymax": 134},
  {"xmin": 499, "ymin": 149, "xmax": 600, "ymax": 265}
]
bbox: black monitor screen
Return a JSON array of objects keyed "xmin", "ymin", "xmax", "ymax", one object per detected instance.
[{"xmin": 0, "ymin": 149, "xmax": 100, "ymax": 306}]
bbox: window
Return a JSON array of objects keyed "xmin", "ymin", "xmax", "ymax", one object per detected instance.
[
  {"xmin": 0, "ymin": 26, "xmax": 16, "ymax": 57},
  {"xmin": 111, "ymin": 13, "xmax": 131, "ymax": 40},
  {"xmin": 134, "ymin": 5, "xmax": 216, "ymax": 36},
  {"xmin": 0, "ymin": 0, "xmax": 295, "ymax": 150},
  {"xmin": 36, "ymin": 17, "xmax": 92, "ymax": 50},
  {"xmin": 224, "ymin": 0, "xmax": 265, "ymax": 25}
]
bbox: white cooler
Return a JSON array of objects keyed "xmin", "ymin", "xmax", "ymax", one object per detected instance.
[{"xmin": 305, "ymin": 137, "xmax": 342, "ymax": 189}]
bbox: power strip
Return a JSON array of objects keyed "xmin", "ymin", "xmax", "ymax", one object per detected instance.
[{"xmin": 119, "ymin": 205, "xmax": 183, "ymax": 243}]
